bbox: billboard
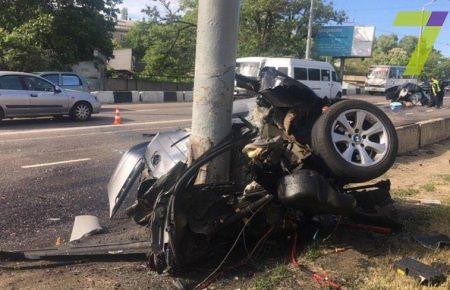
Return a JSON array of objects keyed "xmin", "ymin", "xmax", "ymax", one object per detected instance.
[{"xmin": 316, "ymin": 26, "xmax": 375, "ymax": 58}]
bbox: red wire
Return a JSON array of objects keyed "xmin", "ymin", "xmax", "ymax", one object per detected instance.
[{"xmin": 290, "ymin": 233, "xmax": 343, "ymax": 290}]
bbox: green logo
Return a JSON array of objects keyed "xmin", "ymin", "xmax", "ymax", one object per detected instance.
[{"xmin": 393, "ymin": 11, "xmax": 447, "ymax": 75}]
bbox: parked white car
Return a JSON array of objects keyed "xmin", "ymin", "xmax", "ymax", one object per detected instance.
[
  {"xmin": 236, "ymin": 57, "xmax": 343, "ymax": 99},
  {"xmin": 0, "ymin": 71, "xmax": 101, "ymax": 122}
]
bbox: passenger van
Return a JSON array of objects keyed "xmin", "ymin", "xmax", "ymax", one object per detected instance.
[
  {"xmin": 236, "ymin": 57, "xmax": 342, "ymax": 99},
  {"xmin": 364, "ymin": 65, "xmax": 417, "ymax": 95}
]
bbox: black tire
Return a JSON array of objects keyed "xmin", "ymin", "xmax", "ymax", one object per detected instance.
[
  {"xmin": 335, "ymin": 92, "xmax": 342, "ymax": 100},
  {"xmin": 311, "ymin": 99, "xmax": 398, "ymax": 183},
  {"xmin": 0, "ymin": 108, "xmax": 4, "ymax": 122},
  {"xmin": 70, "ymin": 102, "xmax": 92, "ymax": 121}
]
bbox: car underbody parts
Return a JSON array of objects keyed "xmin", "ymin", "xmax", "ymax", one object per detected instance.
[
  {"xmin": 394, "ymin": 257, "xmax": 447, "ymax": 286},
  {"xmin": 0, "ymin": 242, "xmax": 151, "ymax": 262},
  {"xmin": 414, "ymin": 234, "xmax": 450, "ymax": 251},
  {"xmin": 105, "ymin": 67, "xmax": 401, "ymax": 278}
]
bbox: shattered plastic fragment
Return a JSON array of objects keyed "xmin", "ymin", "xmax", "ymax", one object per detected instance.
[{"xmin": 69, "ymin": 215, "xmax": 103, "ymax": 242}]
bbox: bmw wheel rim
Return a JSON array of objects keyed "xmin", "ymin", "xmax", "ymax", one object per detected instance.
[{"xmin": 331, "ymin": 109, "xmax": 388, "ymax": 167}]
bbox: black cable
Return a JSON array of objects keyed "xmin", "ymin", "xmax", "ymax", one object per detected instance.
[{"xmin": 194, "ymin": 198, "xmax": 272, "ymax": 289}]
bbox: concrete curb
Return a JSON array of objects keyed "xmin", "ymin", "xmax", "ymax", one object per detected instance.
[
  {"xmin": 396, "ymin": 117, "xmax": 450, "ymax": 154},
  {"xmin": 92, "ymin": 91, "xmax": 193, "ymax": 104},
  {"xmin": 91, "ymin": 91, "xmax": 448, "ymax": 153}
]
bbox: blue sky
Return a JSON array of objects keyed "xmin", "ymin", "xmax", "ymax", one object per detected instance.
[{"xmin": 120, "ymin": 0, "xmax": 450, "ymax": 56}]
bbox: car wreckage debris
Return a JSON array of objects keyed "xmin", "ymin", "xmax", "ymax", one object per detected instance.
[
  {"xmin": 102, "ymin": 68, "xmax": 402, "ymax": 279},
  {"xmin": 69, "ymin": 215, "xmax": 103, "ymax": 242},
  {"xmin": 0, "ymin": 242, "xmax": 151, "ymax": 262},
  {"xmin": 0, "ymin": 68, "xmax": 403, "ymax": 288},
  {"xmin": 394, "ymin": 257, "xmax": 447, "ymax": 286}
]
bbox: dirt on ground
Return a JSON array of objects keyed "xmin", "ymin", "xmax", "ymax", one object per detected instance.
[{"xmin": 1, "ymin": 140, "xmax": 449, "ymax": 290}]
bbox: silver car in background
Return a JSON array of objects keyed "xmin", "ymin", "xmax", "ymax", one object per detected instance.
[
  {"xmin": 0, "ymin": 71, "xmax": 101, "ymax": 122},
  {"xmin": 36, "ymin": 72, "xmax": 92, "ymax": 92}
]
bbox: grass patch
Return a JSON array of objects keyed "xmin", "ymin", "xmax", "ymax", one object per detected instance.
[
  {"xmin": 304, "ymin": 244, "xmax": 321, "ymax": 260},
  {"xmin": 440, "ymin": 174, "xmax": 450, "ymax": 183},
  {"xmin": 421, "ymin": 182, "xmax": 436, "ymax": 192},
  {"xmin": 402, "ymin": 204, "xmax": 450, "ymax": 233},
  {"xmin": 250, "ymin": 264, "xmax": 291, "ymax": 290},
  {"xmin": 391, "ymin": 188, "xmax": 419, "ymax": 197}
]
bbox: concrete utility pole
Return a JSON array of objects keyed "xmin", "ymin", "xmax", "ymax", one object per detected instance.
[
  {"xmin": 305, "ymin": 0, "xmax": 315, "ymax": 59},
  {"xmin": 189, "ymin": 0, "xmax": 241, "ymax": 183}
]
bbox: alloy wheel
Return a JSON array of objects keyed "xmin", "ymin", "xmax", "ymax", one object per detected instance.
[{"xmin": 331, "ymin": 109, "xmax": 388, "ymax": 166}]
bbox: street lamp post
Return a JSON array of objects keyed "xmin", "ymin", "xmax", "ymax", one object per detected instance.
[
  {"xmin": 305, "ymin": 0, "xmax": 315, "ymax": 59},
  {"xmin": 418, "ymin": 0, "xmax": 437, "ymax": 76}
]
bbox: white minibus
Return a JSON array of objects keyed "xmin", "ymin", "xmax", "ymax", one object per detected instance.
[{"xmin": 236, "ymin": 57, "xmax": 342, "ymax": 99}]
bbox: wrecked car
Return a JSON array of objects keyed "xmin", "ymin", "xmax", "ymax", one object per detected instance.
[
  {"xmin": 107, "ymin": 67, "xmax": 399, "ymax": 275},
  {"xmin": 385, "ymin": 82, "xmax": 430, "ymax": 106}
]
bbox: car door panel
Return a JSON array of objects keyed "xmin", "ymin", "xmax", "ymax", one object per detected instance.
[
  {"xmin": 321, "ymin": 69, "xmax": 332, "ymax": 99},
  {"xmin": 0, "ymin": 75, "xmax": 30, "ymax": 117},
  {"xmin": 23, "ymin": 76, "xmax": 68, "ymax": 115},
  {"xmin": 307, "ymin": 68, "xmax": 322, "ymax": 98}
]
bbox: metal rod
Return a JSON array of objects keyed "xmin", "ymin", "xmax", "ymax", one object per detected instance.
[
  {"xmin": 189, "ymin": 0, "xmax": 241, "ymax": 183},
  {"xmin": 305, "ymin": 0, "xmax": 315, "ymax": 59}
]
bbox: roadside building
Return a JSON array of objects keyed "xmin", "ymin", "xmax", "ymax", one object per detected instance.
[{"xmin": 113, "ymin": 20, "xmax": 135, "ymax": 46}]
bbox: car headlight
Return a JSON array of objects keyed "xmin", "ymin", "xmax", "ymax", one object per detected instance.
[{"xmin": 151, "ymin": 152, "xmax": 161, "ymax": 166}]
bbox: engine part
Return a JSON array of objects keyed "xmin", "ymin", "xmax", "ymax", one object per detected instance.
[{"xmin": 277, "ymin": 169, "xmax": 356, "ymax": 214}]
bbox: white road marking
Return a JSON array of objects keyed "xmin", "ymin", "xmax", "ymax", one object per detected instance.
[
  {"xmin": 21, "ymin": 158, "xmax": 91, "ymax": 169},
  {"xmin": 0, "ymin": 118, "xmax": 192, "ymax": 136},
  {"xmin": 0, "ymin": 125, "xmax": 187, "ymax": 143},
  {"xmin": 426, "ymin": 109, "xmax": 434, "ymax": 112},
  {"xmin": 134, "ymin": 109, "xmax": 157, "ymax": 112}
]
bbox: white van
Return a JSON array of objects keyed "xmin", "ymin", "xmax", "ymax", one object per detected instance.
[
  {"xmin": 236, "ymin": 57, "xmax": 342, "ymax": 99},
  {"xmin": 364, "ymin": 65, "xmax": 417, "ymax": 94}
]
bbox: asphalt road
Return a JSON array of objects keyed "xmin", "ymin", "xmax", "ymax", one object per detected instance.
[
  {"xmin": 0, "ymin": 103, "xmax": 192, "ymax": 250},
  {"xmin": 0, "ymin": 96, "xmax": 448, "ymax": 250}
]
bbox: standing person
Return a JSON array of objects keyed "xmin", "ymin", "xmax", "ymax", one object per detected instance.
[{"xmin": 430, "ymin": 75, "xmax": 443, "ymax": 108}]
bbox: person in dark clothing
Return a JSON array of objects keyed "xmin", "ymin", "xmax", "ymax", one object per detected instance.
[{"xmin": 430, "ymin": 76, "xmax": 443, "ymax": 108}]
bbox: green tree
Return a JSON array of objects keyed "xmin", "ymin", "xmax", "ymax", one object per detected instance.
[
  {"xmin": 398, "ymin": 35, "xmax": 418, "ymax": 55},
  {"xmin": 124, "ymin": 0, "xmax": 197, "ymax": 81},
  {"xmin": 238, "ymin": 0, "xmax": 347, "ymax": 57},
  {"xmin": 125, "ymin": 0, "xmax": 346, "ymax": 80},
  {"xmin": 423, "ymin": 49, "xmax": 447, "ymax": 78},
  {"xmin": 373, "ymin": 34, "xmax": 398, "ymax": 54},
  {"xmin": 0, "ymin": 0, "xmax": 121, "ymax": 71},
  {"xmin": 344, "ymin": 33, "xmax": 449, "ymax": 78}
]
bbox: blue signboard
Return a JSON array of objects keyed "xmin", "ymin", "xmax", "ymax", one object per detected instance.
[{"xmin": 316, "ymin": 26, "xmax": 355, "ymax": 57}]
